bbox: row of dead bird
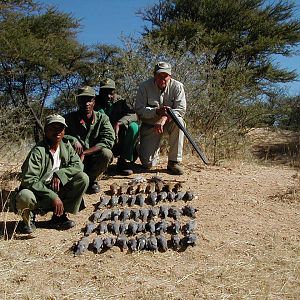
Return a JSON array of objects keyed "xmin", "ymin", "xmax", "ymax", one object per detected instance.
[
  {"xmin": 92, "ymin": 205, "xmax": 197, "ymax": 223},
  {"xmin": 84, "ymin": 218, "xmax": 197, "ymax": 236},
  {"xmin": 109, "ymin": 178, "xmax": 184, "ymax": 196},
  {"xmin": 98, "ymin": 190, "xmax": 194, "ymax": 208},
  {"xmin": 75, "ymin": 232, "xmax": 198, "ymax": 255}
]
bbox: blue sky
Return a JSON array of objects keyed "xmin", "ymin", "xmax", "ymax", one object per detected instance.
[{"xmin": 40, "ymin": 0, "xmax": 299, "ymax": 95}]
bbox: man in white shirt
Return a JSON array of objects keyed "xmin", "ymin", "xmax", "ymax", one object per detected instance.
[{"xmin": 135, "ymin": 62, "xmax": 186, "ymax": 175}]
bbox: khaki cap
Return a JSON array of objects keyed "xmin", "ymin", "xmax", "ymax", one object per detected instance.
[
  {"xmin": 154, "ymin": 62, "xmax": 172, "ymax": 75},
  {"xmin": 76, "ymin": 86, "xmax": 96, "ymax": 97},
  {"xmin": 45, "ymin": 114, "xmax": 67, "ymax": 128}
]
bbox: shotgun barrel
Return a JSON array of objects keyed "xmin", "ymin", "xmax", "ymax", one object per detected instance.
[{"xmin": 167, "ymin": 107, "xmax": 209, "ymax": 164}]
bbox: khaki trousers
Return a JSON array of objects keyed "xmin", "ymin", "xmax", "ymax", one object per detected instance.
[{"xmin": 139, "ymin": 117, "xmax": 185, "ymax": 167}]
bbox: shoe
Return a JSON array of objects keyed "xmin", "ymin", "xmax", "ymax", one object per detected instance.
[
  {"xmin": 87, "ymin": 181, "xmax": 101, "ymax": 194},
  {"xmin": 167, "ymin": 161, "xmax": 184, "ymax": 175},
  {"xmin": 117, "ymin": 158, "xmax": 133, "ymax": 176},
  {"xmin": 21, "ymin": 210, "xmax": 36, "ymax": 234},
  {"xmin": 50, "ymin": 213, "xmax": 75, "ymax": 230}
]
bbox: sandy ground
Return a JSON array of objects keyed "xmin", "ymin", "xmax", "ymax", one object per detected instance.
[{"xmin": 0, "ymin": 153, "xmax": 299, "ymax": 300}]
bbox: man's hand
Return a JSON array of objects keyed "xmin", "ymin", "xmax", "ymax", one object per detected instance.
[
  {"xmin": 156, "ymin": 105, "xmax": 169, "ymax": 117},
  {"xmin": 154, "ymin": 116, "xmax": 168, "ymax": 134},
  {"xmin": 52, "ymin": 197, "xmax": 64, "ymax": 216},
  {"xmin": 114, "ymin": 122, "xmax": 121, "ymax": 143},
  {"xmin": 51, "ymin": 174, "xmax": 61, "ymax": 192},
  {"xmin": 74, "ymin": 141, "xmax": 83, "ymax": 155}
]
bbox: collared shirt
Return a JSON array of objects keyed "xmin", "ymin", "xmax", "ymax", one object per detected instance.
[
  {"xmin": 20, "ymin": 140, "xmax": 84, "ymax": 201},
  {"xmin": 64, "ymin": 110, "xmax": 115, "ymax": 150},
  {"xmin": 135, "ymin": 77, "xmax": 186, "ymax": 125}
]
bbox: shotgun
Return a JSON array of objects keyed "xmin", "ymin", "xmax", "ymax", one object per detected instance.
[{"xmin": 166, "ymin": 107, "xmax": 209, "ymax": 164}]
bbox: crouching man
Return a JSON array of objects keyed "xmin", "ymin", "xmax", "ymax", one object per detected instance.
[{"xmin": 15, "ymin": 114, "xmax": 89, "ymax": 234}]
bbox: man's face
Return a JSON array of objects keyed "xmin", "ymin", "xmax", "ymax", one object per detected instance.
[
  {"xmin": 100, "ymin": 89, "xmax": 115, "ymax": 104},
  {"xmin": 154, "ymin": 72, "xmax": 171, "ymax": 90},
  {"xmin": 77, "ymin": 96, "xmax": 95, "ymax": 115},
  {"xmin": 45, "ymin": 122, "xmax": 65, "ymax": 145}
]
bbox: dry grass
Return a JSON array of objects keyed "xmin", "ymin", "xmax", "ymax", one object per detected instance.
[{"xmin": 0, "ymin": 132, "xmax": 300, "ymax": 299}]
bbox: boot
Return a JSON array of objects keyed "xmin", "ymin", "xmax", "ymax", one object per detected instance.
[
  {"xmin": 167, "ymin": 161, "xmax": 184, "ymax": 175},
  {"xmin": 50, "ymin": 213, "xmax": 75, "ymax": 230},
  {"xmin": 21, "ymin": 209, "xmax": 36, "ymax": 234}
]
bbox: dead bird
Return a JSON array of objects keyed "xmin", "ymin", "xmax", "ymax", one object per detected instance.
[
  {"xmin": 145, "ymin": 220, "xmax": 156, "ymax": 234},
  {"xmin": 148, "ymin": 192, "xmax": 158, "ymax": 206},
  {"xmin": 119, "ymin": 222, "xmax": 128, "ymax": 235},
  {"xmin": 110, "ymin": 195, "xmax": 119, "ymax": 207},
  {"xmin": 168, "ymin": 220, "xmax": 181, "ymax": 234},
  {"xmin": 174, "ymin": 191, "xmax": 185, "ymax": 201},
  {"xmin": 163, "ymin": 182, "xmax": 175, "ymax": 193},
  {"xmin": 136, "ymin": 193, "xmax": 145, "ymax": 206},
  {"xmin": 136, "ymin": 182, "xmax": 147, "ymax": 194},
  {"xmin": 156, "ymin": 234, "xmax": 168, "ymax": 252},
  {"xmin": 98, "ymin": 196, "xmax": 110, "ymax": 208},
  {"xmin": 92, "ymin": 209, "xmax": 102, "ymax": 222},
  {"xmin": 155, "ymin": 220, "xmax": 168, "ymax": 234},
  {"xmin": 167, "ymin": 191, "xmax": 176, "ymax": 201},
  {"xmin": 113, "ymin": 221, "xmax": 121, "ymax": 235},
  {"xmin": 168, "ymin": 206, "xmax": 183, "ymax": 220},
  {"xmin": 137, "ymin": 235, "xmax": 147, "ymax": 251},
  {"xmin": 171, "ymin": 234, "xmax": 181, "ymax": 250},
  {"xmin": 92, "ymin": 237, "xmax": 103, "ymax": 254},
  {"xmin": 116, "ymin": 234, "xmax": 128, "ymax": 251},
  {"xmin": 119, "ymin": 182, "xmax": 129, "ymax": 194},
  {"xmin": 128, "ymin": 221, "xmax": 138, "ymax": 235},
  {"xmin": 128, "ymin": 175, "xmax": 146, "ymax": 186},
  {"xmin": 149, "ymin": 206, "xmax": 160, "ymax": 218},
  {"xmin": 147, "ymin": 234, "xmax": 158, "ymax": 251},
  {"xmin": 183, "ymin": 191, "xmax": 194, "ymax": 202},
  {"xmin": 137, "ymin": 222, "xmax": 146, "ymax": 233},
  {"xmin": 74, "ymin": 237, "xmax": 90, "ymax": 255},
  {"xmin": 149, "ymin": 175, "xmax": 163, "ymax": 184},
  {"xmin": 127, "ymin": 185, "xmax": 135, "ymax": 195},
  {"xmin": 119, "ymin": 194, "xmax": 129, "ymax": 206},
  {"xmin": 128, "ymin": 195, "xmax": 137, "ymax": 206},
  {"xmin": 160, "ymin": 205, "xmax": 169, "ymax": 219},
  {"xmin": 111, "ymin": 208, "xmax": 121, "ymax": 221},
  {"xmin": 140, "ymin": 207, "xmax": 149, "ymax": 222},
  {"xmin": 156, "ymin": 181, "xmax": 164, "ymax": 193},
  {"xmin": 145, "ymin": 181, "xmax": 156, "ymax": 194},
  {"xmin": 120, "ymin": 208, "xmax": 131, "ymax": 221},
  {"xmin": 182, "ymin": 219, "xmax": 197, "ymax": 234},
  {"xmin": 103, "ymin": 236, "xmax": 116, "ymax": 249},
  {"xmin": 131, "ymin": 208, "xmax": 140, "ymax": 222},
  {"xmin": 109, "ymin": 182, "xmax": 119, "ymax": 195},
  {"xmin": 128, "ymin": 238, "xmax": 137, "ymax": 252},
  {"xmin": 182, "ymin": 205, "xmax": 198, "ymax": 218},
  {"xmin": 97, "ymin": 221, "xmax": 108, "ymax": 234},
  {"xmin": 99, "ymin": 209, "xmax": 112, "ymax": 222},
  {"xmin": 181, "ymin": 233, "xmax": 198, "ymax": 246},
  {"xmin": 157, "ymin": 191, "xmax": 168, "ymax": 202},
  {"xmin": 84, "ymin": 223, "xmax": 96, "ymax": 236},
  {"xmin": 173, "ymin": 182, "xmax": 183, "ymax": 193}
]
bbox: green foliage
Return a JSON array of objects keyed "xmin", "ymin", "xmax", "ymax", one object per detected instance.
[
  {"xmin": 0, "ymin": 1, "xmax": 89, "ymax": 141},
  {"xmin": 136, "ymin": 0, "xmax": 300, "ymax": 162}
]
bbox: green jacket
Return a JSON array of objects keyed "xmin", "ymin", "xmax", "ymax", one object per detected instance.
[
  {"xmin": 96, "ymin": 96, "xmax": 138, "ymax": 129},
  {"xmin": 20, "ymin": 140, "xmax": 84, "ymax": 202},
  {"xmin": 64, "ymin": 110, "xmax": 115, "ymax": 150}
]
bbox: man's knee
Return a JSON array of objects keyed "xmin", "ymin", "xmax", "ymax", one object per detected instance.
[
  {"xmin": 15, "ymin": 189, "xmax": 37, "ymax": 212},
  {"xmin": 72, "ymin": 171, "xmax": 89, "ymax": 188},
  {"xmin": 100, "ymin": 148, "xmax": 114, "ymax": 163}
]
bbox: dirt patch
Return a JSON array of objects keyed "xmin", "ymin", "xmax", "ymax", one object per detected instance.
[{"xmin": 0, "ymin": 155, "xmax": 299, "ymax": 299}]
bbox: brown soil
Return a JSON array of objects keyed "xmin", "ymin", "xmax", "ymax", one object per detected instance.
[{"xmin": 0, "ymin": 136, "xmax": 300, "ymax": 299}]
